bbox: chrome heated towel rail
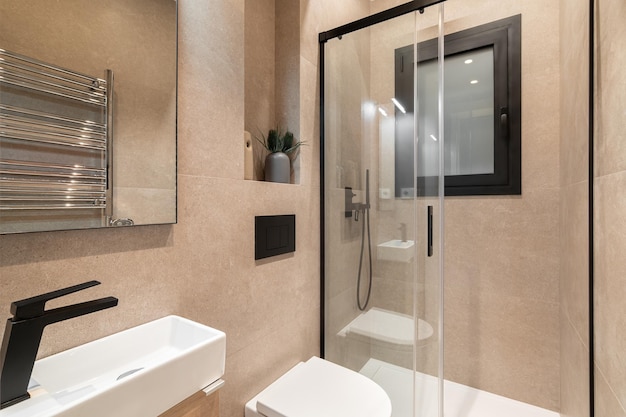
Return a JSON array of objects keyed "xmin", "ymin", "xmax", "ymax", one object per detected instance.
[{"xmin": 0, "ymin": 48, "xmax": 113, "ymax": 213}]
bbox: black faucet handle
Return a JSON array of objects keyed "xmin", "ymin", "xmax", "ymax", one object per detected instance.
[{"xmin": 11, "ymin": 280, "xmax": 101, "ymax": 320}]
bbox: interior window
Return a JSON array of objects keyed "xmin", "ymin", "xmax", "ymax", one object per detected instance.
[{"xmin": 394, "ymin": 14, "xmax": 521, "ymax": 196}]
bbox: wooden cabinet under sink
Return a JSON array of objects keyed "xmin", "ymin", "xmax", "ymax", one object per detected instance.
[{"xmin": 159, "ymin": 391, "xmax": 219, "ymax": 417}]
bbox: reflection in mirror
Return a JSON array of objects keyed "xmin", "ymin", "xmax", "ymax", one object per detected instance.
[{"xmin": 0, "ymin": 0, "xmax": 177, "ymax": 234}]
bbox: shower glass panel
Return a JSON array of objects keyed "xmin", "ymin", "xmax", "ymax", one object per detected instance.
[{"xmin": 321, "ymin": 4, "xmax": 444, "ymax": 417}]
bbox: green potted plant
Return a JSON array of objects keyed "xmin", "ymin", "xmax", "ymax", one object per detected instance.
[{"xmin": 256, "ymin": 128, "xmax": 303, "ymax": 183}]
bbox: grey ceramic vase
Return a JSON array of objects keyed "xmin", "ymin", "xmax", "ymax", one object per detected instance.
[{"xmin": 265, "ymin": 152, "xmax": 290, "ymax": 183}]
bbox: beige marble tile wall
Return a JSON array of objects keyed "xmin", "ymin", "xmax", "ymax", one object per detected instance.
[
  {"xmin": 559, "ymin": 0, "xmax": 590, "ymax": 416},
  {"xmin": 0, "ymin": 1, "xmax": 332, "ymax": 416},
  {"xmin": 441, "ymin": 0, "xmax": 561, "ymax": 411},
  {"xmin": 594, "ymin": 0, "xmax": 626, "ymax": 415},
  {"xmin": 245, "ymin": 0, "xmax": 276, "ymax": 181}
]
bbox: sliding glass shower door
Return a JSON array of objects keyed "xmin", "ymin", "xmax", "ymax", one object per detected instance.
[{"xmin": 320, "ymin": 4, "xmax": 445, "ymax": 416}]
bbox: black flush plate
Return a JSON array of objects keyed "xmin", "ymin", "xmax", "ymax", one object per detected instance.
[{"xmin": 255, "ymin": 215, "xmax": 296, "ymax": 260}]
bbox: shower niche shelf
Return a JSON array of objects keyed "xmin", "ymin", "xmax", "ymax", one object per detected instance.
[
  {"xmin": 243, "ymin": 0, "xmax": 301, "ymax": 185},
  {"xmin": 377, "ymin": 240, "xmax": 415, "ymax": 263}
]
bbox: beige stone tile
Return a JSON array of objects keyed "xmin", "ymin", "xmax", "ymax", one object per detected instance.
[
  {"xmin": 276, "ymin": 0, "xmax": 301, "ymax": 135},
  {"xmin": 519, "ymin": 5, "xmax": 561, "ymax": 191},
  {"xmin": 445, "ymin": 188, "xmax": 560, "ymax": 304},
  {"xmin": 299, "ymin": 0, "xmax": 325, "ymax": 67},
  {"xmin": 172, "ymin": 176, "xmax": 319, "ymax": 332},
  {"xmin": 299, "ymin": 57, "xmax": 320, "ymax": 188},
  {"xmin": 444, "ymin": 287, "xmax": 560, "ymax": 411},
  {"xmin": 595, "ymin": 0, "xmax": 626, "ymax": 177},
  {"xmin": 0, "ymin": 225, "xmax": 179, "ymax": 358},
  {"xmin": 594, "ymin": 171, "xmax": 626, "ymax": 408},
  {"xmin": 173, "ymin": 175, "xmax": 320, "ymax": 351},
  {"xmin": 444, "ymin": 176, "xmax": 561, "ymax": 409},
  {"xmin": 325, "ymin": 285, "xmax": 361, "ymax": 337},
  {"xmin": 177, "ymin": 1, "xmax": 245, "ymax": 179},
  {"xmin": 231, "ymin": 0, "xmax": 245, "ymax": 14},
  {"xmin": 114, "ymin": 187, "xmax": 176, "ymax": 225},
  {"xmin": 369, "ymin": 0, "xmax": 407, "ymax": 15},
  {"xmin": 559, "ymin": 0, "xmax": 590, "ymax": 188},
  {"xmin": 300, "ymin": 0, "xmax": 369, "ymax": 67},
  {"xmin": 560, "ymin": 311, "xmax": 590, "ymax": 417},
  {"xmin": 177, "ymin": 76, "xmax": 244, "ymax": 179},
  {"xmin": 220, "ymin": 303, "xmax": 319, "ymax": 417},
  {"xmin": 559, "ymin": 181, "xmax": 590, "ymax": 346},
  {"xmin": 595, "ymin": 365, "xmax": 626, "ymax": 417},
  {"xmin": 592, "ymin": 2, "xmax": 626, "ymax": 411},
  {"xmin": 522, "ymin": 68, "xmax": 561, "ymax": 189},
  {"xmin": 443, "ymin": 0, "xmax": 520, "ymax": 24},
  {"xmin": 559, "ymin": 1, "xmax": 592, "ymax": 414},
  {"xmin": 371, "ymin": 267, "xmax": 417, "ymax": 317},
  {"xmin": 245, "ymin": 0, "xmax": 275, "ymax": 151}
]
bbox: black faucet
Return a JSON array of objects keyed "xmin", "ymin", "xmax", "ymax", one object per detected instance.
[{"xmin": 0, "ymin": 281, "xmax": 118, "ymax": 409}]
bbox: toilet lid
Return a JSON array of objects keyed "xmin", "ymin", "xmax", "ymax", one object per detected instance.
[{"xmin": 255, "ymin": 357, "xmax": 392, "ymax": 417}]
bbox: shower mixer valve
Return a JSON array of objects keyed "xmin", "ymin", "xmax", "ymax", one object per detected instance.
[
  {"xmin": 345, "ymin": 170, "xmax": 371, "ymax": 220},
  {"xmin": 344, "ymin": 187, "xmax": 370, "ymax": 219}
]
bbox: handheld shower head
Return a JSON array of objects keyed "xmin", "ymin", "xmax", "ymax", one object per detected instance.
[
  {"xmin": 365, "ymin": 169, "xmax": 370, "ymax": 208},
  {"xmin": 357, "ymin": 168, "xmax": 372, "ymax": 311}
]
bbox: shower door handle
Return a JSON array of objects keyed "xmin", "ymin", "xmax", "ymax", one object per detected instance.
[{"xmin": 427, "ymin": 205, "xmax": 433, "ymax": 257}]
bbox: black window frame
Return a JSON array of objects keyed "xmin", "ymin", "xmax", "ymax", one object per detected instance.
[{"xmin": 394, "ymin": 14, "xmax": 521, "ymax": 196}]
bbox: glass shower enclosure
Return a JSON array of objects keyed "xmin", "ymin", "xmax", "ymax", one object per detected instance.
[{"xmin": 320, "ymin": 2, "xmax": 445, "ymax": 416}]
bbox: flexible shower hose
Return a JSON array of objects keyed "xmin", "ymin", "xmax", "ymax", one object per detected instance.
[{"xmin": 356, "ymin": 204, "xmax": 372, "ymax": 311}]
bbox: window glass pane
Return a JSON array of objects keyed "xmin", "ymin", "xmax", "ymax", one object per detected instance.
[
  {"xmin": 416, "ymin": 46, "xmax": 495, "ymax": 177},
  {"xmin": 416, "ymin": 58, "xmax": 439, "ymax": 178},
  {"xmin": 444, "ymin": 46, "xmax": 494, "ymax": 176}
]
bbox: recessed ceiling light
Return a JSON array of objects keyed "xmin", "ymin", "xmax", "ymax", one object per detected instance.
[
  {"xmin": 464, "ymin": 59, "xmax": 473, "ymax": 64},
  {"xmin": 470, "ymin": 80, "xmax": 479, "ymax": 84},
  {"xmin": 391, "ymin": 98, "xmax": 406, "ymax": 114}
]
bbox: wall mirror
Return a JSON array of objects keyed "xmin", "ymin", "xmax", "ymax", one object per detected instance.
[{"xmin": 0, "ymin": 0, "xmax": 177, "ymax": 234}]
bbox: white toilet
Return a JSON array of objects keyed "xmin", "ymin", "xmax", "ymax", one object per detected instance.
[{"xmin": 244, "ymin": 356, "xmax": 392, "ymax": 417}]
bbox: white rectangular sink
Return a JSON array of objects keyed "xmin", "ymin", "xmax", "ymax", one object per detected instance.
[
  {"xmin": 377, "ymin": 239, "xmax": 415, "ymax": 263},
  {"xmin": 0, "ymin": 315, "xmax": 226, "ymax": 417}
]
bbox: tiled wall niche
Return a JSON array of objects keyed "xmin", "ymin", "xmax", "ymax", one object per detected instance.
[{"xmin": 245, "ymin": 0, "xmax": 301, "ymax": 183}]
